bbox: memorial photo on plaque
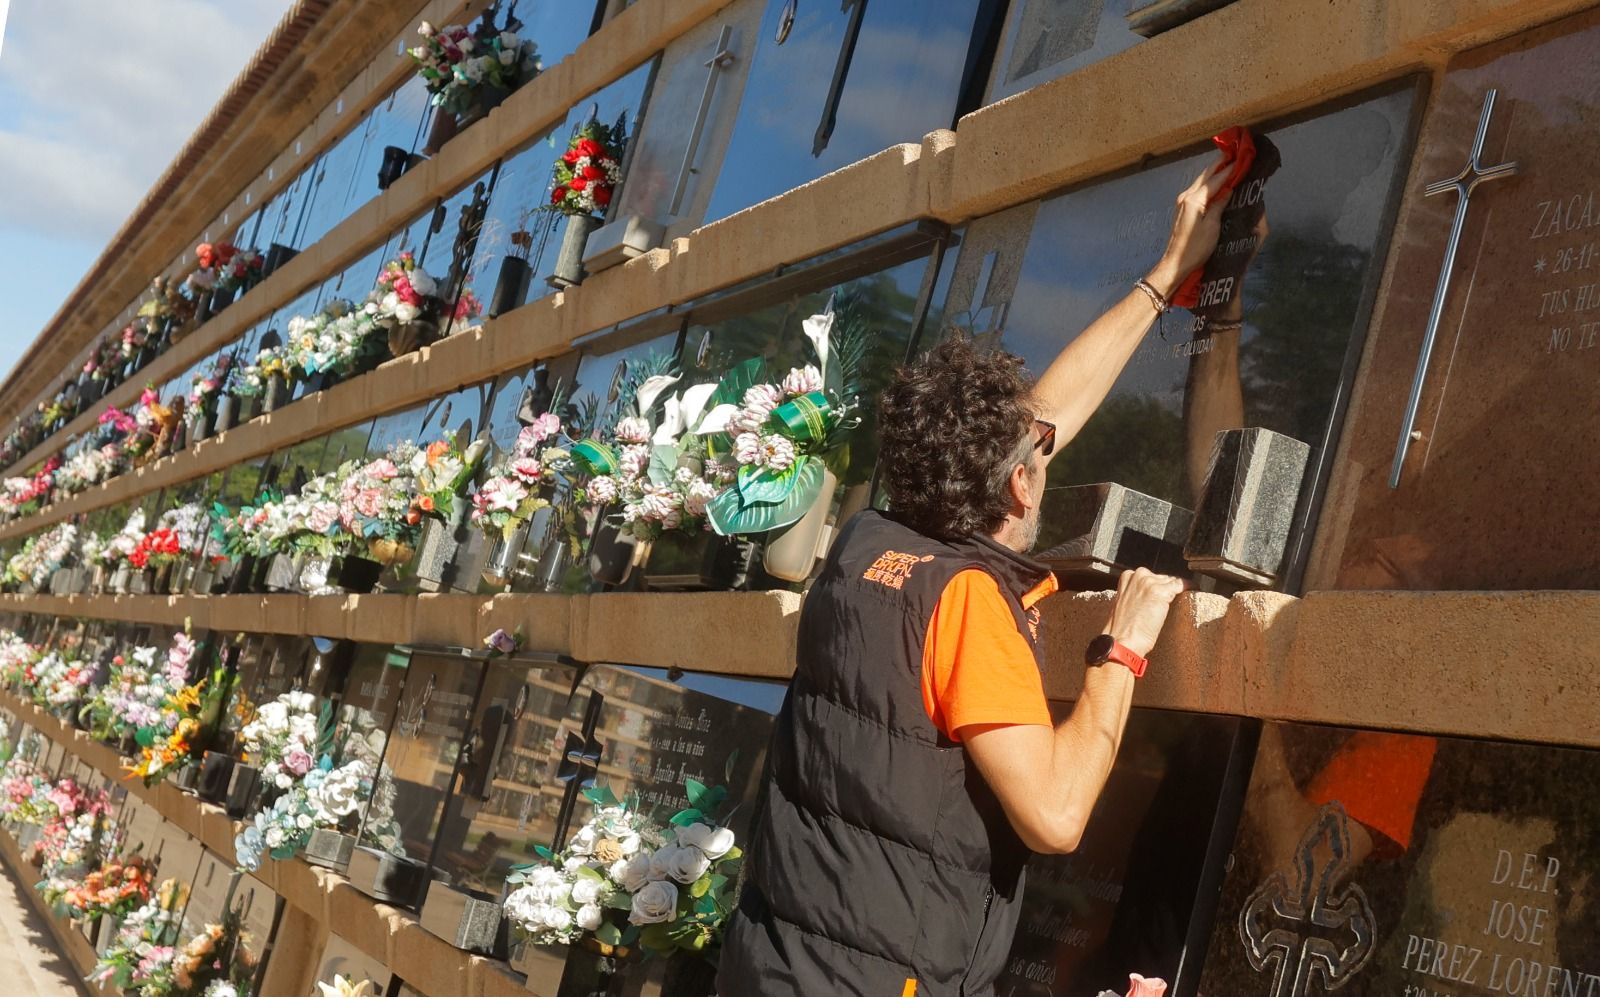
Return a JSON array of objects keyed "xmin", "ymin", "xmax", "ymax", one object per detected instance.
[
  {"xmin": 1199, "ymin": 722, "xmax": 1600, "ymax": 996},
  {"xmin": 932, "ymin": 81, "xmax": 1422, "ymax": 593}
]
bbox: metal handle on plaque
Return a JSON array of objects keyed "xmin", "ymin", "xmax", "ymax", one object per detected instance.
[
  {"xmin": 668, "ymin": 24, "xmax": 738, "ymax": 217},
  {"xmin": 1389, "ymin": 88, "xmax": 1518, "ymax": 488}
]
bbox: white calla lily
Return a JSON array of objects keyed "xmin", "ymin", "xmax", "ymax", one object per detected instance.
[
  {"xmin": 802, "ymin": 310, "xmax": 834, "ymax": 382},
  {"xmin": 693, "ymin": 403, "xmax": 741, "ymax": 436},
  {"xmin": 634, "ymin": 374, "xmax": 681, "ymax": 416}
]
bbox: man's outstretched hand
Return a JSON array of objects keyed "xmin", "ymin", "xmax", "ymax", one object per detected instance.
[
  {"xmin": 1104, "ymin": 567, "xmax": 1187, "ymax": 659},
  {"xmin": 1147, "ymin": 155, "xmax": 1232, "ymax": 295}
]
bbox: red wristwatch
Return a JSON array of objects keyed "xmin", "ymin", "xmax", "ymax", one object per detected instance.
[{"xmin": 1085, "ymin": 634, "xmax": 1148, "ymax": 678}]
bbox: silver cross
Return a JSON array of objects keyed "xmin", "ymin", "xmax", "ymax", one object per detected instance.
[
  {"xmin": 668, "ymin": 24, "xmax": 739, "ymax": 217},
  {"xmin": 1389, "ymin": 88, "xmax": 1518, "ymax": 488}
]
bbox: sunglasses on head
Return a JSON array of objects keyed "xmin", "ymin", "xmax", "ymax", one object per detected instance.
[{"xmin": 1032, "ymin": 419, "xmax": 1056, "ymax": 458}]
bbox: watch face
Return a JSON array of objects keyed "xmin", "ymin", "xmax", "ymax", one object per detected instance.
[{"xmin": 1085, "ymin": 633, "xmax": 1115, "ymax": 665}]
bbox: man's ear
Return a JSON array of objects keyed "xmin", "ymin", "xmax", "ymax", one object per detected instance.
[{"xmin": 1007, "ymin": 460, "xmax": 1035, "ymax": 513}]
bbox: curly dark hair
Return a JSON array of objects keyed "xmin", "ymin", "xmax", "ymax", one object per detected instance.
[{"xmin": 877, "ymin": 337, "xmax": 1036, "ymax": 540}]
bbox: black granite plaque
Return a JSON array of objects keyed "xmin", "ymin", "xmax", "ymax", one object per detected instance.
[
  {"xmin": 428, "ymin": 654, "xmax": 583, "ymax": 898},
  {"xmin": 1199, "ymin": 723, "xmax": 1600, "ymax": 996},
  {"xmin": 997, "ymin": 708, "xmax": 1255, "ymax": 996}
]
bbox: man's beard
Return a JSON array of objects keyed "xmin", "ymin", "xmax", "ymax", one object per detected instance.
[{"xmin": 1016, "ymin": 503, "xmax": 1042, "ymax": 553}]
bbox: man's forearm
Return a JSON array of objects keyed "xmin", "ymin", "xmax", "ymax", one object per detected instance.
[
  {"xmin": 1033, "ymin": 260, "xmax": 1183, "ymax": 446},
  {"xmin": 1045, "ymin": 658, "xmax": 1137, "ymax": 848}
]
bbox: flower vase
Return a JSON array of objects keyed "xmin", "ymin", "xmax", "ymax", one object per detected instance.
[
  {"xmin": 377, "ymin": 145, "xmax": 411, "ymax": 191},
  {"xmin": 169, "ymin": 557, "xmax": 197, "ymax": 595},
  {"xmin": 549, "ymin": 214, "xmax": 603, "ymax": 289},
  {"xmin": 194, "ymin": 290, "xmax": 215, "ymax": 327},
  {"xmin": 261, "ymin": 374, "xmax": 288, "ymax": 415},
  {"xmin": 88, "ymin": 564, "xmax": 106, "ymax": 595},
  {"xmin": 172, "ymin": 763, "xmax": 200, "ymax": 794},
  {"xmin": 128, "ymin": 568, "xmax": 155, "ymax": 595},
  {"xmin": 337, "ymin": 554, "xmax": 384, "ymax": 593},
  {"xmin": 264, "ymin": 553, "xmax": 302, "ymax": 592},
  {"xmin": 761, "ymin": 467, "xmax": 839, "ymax": 583},
  {"xmin": 211, "ymin": 284, "xmax": 236, "ymax": 313},
  {"xmin": 195, "ymin": 749, "xmax": 236, "ymax": 804},
  {"xmin": 188, "ymin": 409, "xmax": 211, "ymax": 447},
  {"xmin": 368, "ymin": 537, "xmax": 416, "ymax": 571},
  {"xmin": 386, "ymin": 318, "xmax": 439, "ymax": 359},
  {"xmin": 347, "ymin": 845, "xmax": 430, "ymax": 908},
  {"xmin": 423, "ymin": 108, "xmax": 460, "ymax": 156},
  {"xmin": 490, "ymin": 257, "xmax": 532, "ymax": 318},
  {"xmin": 481, "ymin": 522, "xmax": 531, "ymax": 590},
  {"xmin": 644, "ymin": 531, "xmax": 754, "ymax": 592},
  {"xmin": 555, "ymin": 939, "xmax": 636, "ymax": 997},
  {"xmin": 212, "ymin": 394, "xmax": 237, "ymax": 435},
  {"xmin": 224, "ymin": 762, "xmax": 262, "ymax": 818},
  {"xmin": 108, "ymin": 562, "xmax": 131, "ymax": 594},
  {"xmin": 586, "ymin": 510, "xmax": 642, "ymax": 588},
  {"xmin": 152, "ymin": 561, "xmax": 177, "ymax": 594},
  {"xmin": 302, "ymin": 827, "xmax": 357, "ymax": 872},
  {"xmin": 532, "ymin": 529, "xmax": 574, "ymax": 593},
  {"xmin": 263, "ymin": 243, "xmax": 298, "ymax": 278},
  {"xmin": 412, "ymin": 504, "xmax": 468, "ymax": 593},
  {"xmin": 419, "ymin": 881, "xmax": 505, "ymax": 955}
]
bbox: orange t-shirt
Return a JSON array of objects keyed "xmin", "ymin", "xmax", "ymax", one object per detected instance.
[{"xmin": 921, "ymin": 568, "xmax": 1058, "ymax": 741}]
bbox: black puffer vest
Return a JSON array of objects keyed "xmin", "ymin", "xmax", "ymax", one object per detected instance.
[{"xmin": 719, "ymin": 510, "xmax": 1053, "ymax": 997}]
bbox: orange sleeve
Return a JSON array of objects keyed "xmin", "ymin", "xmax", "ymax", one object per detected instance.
[
  {"xmin": 1306, "ymin": 731, "xmax": 1438, "ymax": 855},
  {"xmin": 921, "ymin": 569, "xmax": 1053, "ymax": 742}
]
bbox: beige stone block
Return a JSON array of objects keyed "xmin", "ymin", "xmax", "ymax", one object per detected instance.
[
  {"xmin": 410, "ymin": 593, "xmax": 485, "ymax": 648},
  {"xmin": 482, "ymin": 296, "xmax": 570, "ymax": 372},
  {"xmin": 305, "ymin": 595, "xmax": 356, "ymax": 641},
  {"xmin": 156, "ymin": 782, "xmax": 204, "ymax": 839},
  {"xmin": 389, "ymin": 916, "xmax": 473, "ymax": 997},
  {"xmin": 582, "ymin": 591, "xmax": 801, "ymax": 677},
  {"xmin": 260, "ymin": 595, "xmax": 307, "ymax": 636},
  {"xmin": 478, "ymin": 594, "xmax": 574, "ymax": 656},
  {"xmin": 475, "ymin": 958, "xmax": 531, "ymax": 997},
  {"xmin": 1260, "ymin": 590, "xmax": 1600, "ymax": 747},
  {"xmin": 258, "ymin": 904, "xmax": 324, "ymax": 997},
  {"xmin": 342, "ymin": 595, "xmax": 418, "ymax": 645},
  {"xmin": 671, "ymin": 143, "xmax": 928, "ymax": 306},
  {"xmin": 274, "ymin": 857, "xmax": 334, "ymax": 920},
  {"xmin": 197, "ymin": 804, "xmax": 240, "ymax": 863},
  {"xmin": 325, "ymin": 880, "xmax": 402, "ymax": 966}
]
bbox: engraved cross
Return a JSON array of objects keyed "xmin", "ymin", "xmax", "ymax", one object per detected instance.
[{"xmin": 1240, "ymin": 803, "xmax": 1376, "ymax": 997}]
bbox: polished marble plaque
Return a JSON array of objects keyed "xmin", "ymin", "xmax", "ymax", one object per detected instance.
[
  {"xmin": 1198, "ymin": 723, "xmax": 1600, "ymax": 996},
  {"xmin": 1318, "ymin": 9, "xmax": 1600, "ymax": 591}
]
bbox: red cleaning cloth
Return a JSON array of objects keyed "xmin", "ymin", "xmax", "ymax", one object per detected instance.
[{"xmin": 1171, "ymin": 126, "xmax": 1257, "ymax": 309}]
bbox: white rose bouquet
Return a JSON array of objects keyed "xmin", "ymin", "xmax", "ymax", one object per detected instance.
[
  {"xmin": 239, "ymin": 690, "xmax": 327, "ymax": 791},
  {"xmin": 502, "ymin": 777, "xmax": 743, "ymax": 958}
]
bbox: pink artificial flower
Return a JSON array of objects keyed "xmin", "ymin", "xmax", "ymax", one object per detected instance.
[
  {"xmin": 1125, "ymin": 976, "xmax": 1167, "ymax": 997},
  {"xmin": 365, "ymin": 459, "xmax": 400, "ymax": 481},
  {"xmin": 306, "ymin": 502, "xmax": 339, "ymax": 535},
  {"xmin": 283, "ymin": 748, "xmax": 314, "ymax": 776},
  {"xmin": 139, "ymin": 388, "xmax": 159, "ymax": 406},
  {"xmin": 509, "ymin": 457, "xmax": 543, "ymax": 484},
  {"xmin": 353, "ymin": 488, "xmax": 385, "ymax": 518}
]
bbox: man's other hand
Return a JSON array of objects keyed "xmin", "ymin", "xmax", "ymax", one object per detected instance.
[{"xmin": 1103, "ymin": 567, "xmax": 1186, "ymax": 659}]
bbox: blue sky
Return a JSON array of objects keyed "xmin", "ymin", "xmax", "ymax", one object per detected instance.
[{"xmin": 0, "ymin": 0, "xmax": 292, "ymax": 389}]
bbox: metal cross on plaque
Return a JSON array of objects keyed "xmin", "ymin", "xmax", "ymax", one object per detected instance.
[
  {"xmin": 1240, "ymin": 803, "xmax": 1376, "ymax": 997},
  {"xmin": 814, "ymin": 0, "xmax": 870, "ymax": 157},
  {"xmin": 1389, "ymin": 88, "xmax": 1519, "ymax": 488},
  {"xmin": 550, "ymin": 691, "xmax": 606, "ymax": 847},
  {"xmin": 668, "ymin": 24, "xmax": 739, "ymax": 217}
]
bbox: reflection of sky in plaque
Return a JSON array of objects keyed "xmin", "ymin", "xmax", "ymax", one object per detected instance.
[
  {"xmin": 470, "ymin": 61, "xmax": 657, "ymax": 303},
  {"xmin": 297, "ymin": 124, "xmax": 370, "ymax": 251},
  {"xmin": 365, "ymin": 383, "xmax": 492, "ymax": 457},
  {"xmin": 568, "ymin": 331, "xmax": 684, "ymax": 437},
  {"xmin": 507, "ymin": 0, "xmax": 602, "ymax": 70},
  {"xmin": 315, "ymin": 244, "xmax": 388, "ymax": 306},
  {"xmin": 430, "ymin": 657, "xmax": 582, "ymax": 894},
  {"xmin": 381, "ymin": 651, "xmax": 489, "ymax": 865},
  {"xmin": 987, "ymin": 0, "xmax": 1141, "ymax": 103},
  {"xmin": 345, "ymin": 77, "xmax": 432, "ymax": 218},
  {"xmin": 703, "ymin": 0, "xmax": 982, "ymax": 224},
  {"xmin": 971, "ymin": 85, "xmax": 1414, "ymax": 512},
  {"xmin": 258, "ymin": 165, "xmax": 316, "ymax": 251}
]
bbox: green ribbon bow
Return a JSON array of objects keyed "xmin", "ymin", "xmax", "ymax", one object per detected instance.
[{"xmin": 766, "ymin": 391, "xmax": 833, "ymax": 446}]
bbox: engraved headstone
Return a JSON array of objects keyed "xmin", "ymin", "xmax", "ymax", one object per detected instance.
[
  {"xmin": 1199, "ymin": 723, "xmax": 1600, "ymax": 997},
  {"xmin": 1319, "ymin": 9, "xmax": 1600, "ymax": 591}
]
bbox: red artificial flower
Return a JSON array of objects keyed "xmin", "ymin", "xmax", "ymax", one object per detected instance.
[
  {"xmin": 569, "ymin": 177, "xmax": 588, "ymax": 192},
  {"xmin": 581, "ymin": 165, "xmax": 603, "ymax": 181},
  {"xmin": 574, "ymin": 138, "xmax": 603, "ymax": 159},
  {"xmin": 562, "ymin": 149, "xmax": 582, "ymax": 165},
  {"xmin": 550, "ymin": 187, "xmax": 567, "ymax": 205},
  {"xmin": 195, "ymin": 243, "xmax": 217, "ymax": 269},
  {"xmin": 594, "ymin": 187, "xmax": 612, "ymax": 207}
]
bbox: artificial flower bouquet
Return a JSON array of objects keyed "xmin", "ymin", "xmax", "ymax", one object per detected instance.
[
  {"xmin": 472, "ymin": 413, "xmax": 570, "ymax": 541},
  {"xmin": 53, "ymin": 854, "xmax": 154, "ymax": 921},
  {"xmin": 1, "ymin": 522, "xmax": 79, "ymax": 593},
  {"xmin": 25, "ymin": 777, "xmax": 114, "ymax": 877},
  {"xmin": 503, "ymin": 776, "xmax": 743, "ymax": 960},
  {"xmin": 55, "ymin": 443, "xmax": 120, "ymax": 497},
  {"xmin": 409, "ymin": 15, "xmax": 540, "ymax": 118},
  {"xmin": 548, "ymin": 120, "xmax": 625, "ymax": 217},
  {"xmin": 284, "ymin": 298, "xmax": 384, "ymax": 384},
  {"xmin": 233, "ymin": 346, "xmax": 291, "ymax": 400},
  {"xmin": 137, "ymin": 275, "xmax": 196, "ymax": 342},
  {"xmin": 187, "ymin": 356, "xmax": 234, "ymax": 417},
  {"xmin": 568, "ymin": 362, "xmax": 727, "ymax": 545},
  {"xmin": 693, "ymin": 305, "xmax": 864, "ymax": 539},
  {"xmin": 127, "ymin": 631, "xmax": 225, "ymax": 787},
  {"xmin": 215, "ymin": 246, "xmax": 265, "ymax": 296},
  {"xmin": 79, "ymin": 642, "xmax": 173, "ymax": 744},
  {"xmin": 162, "ymin": 909, "xmax": 258, "ymax": 997},
  {"xmin": 365, "ymin": 252, "xmax": 442, "ymax": 356},
  {"xmin": 91, "ymin": 878, "xmax": 188, "ymax": 992},
  {"xmin": 31, "ymin": 649, "xmax": 97, "ymax": 720}
]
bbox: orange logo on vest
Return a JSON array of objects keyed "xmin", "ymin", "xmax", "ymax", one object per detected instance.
[{"xmin": 863, "ymin": 551, "xmax": 936, "ymax": 590}]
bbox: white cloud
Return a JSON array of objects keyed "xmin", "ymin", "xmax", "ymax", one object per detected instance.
[{"xmin": 0, "ymin": 0, "xmax": 292, "ymax": 241}]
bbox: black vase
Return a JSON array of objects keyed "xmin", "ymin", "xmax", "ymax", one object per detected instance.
[
  {"xmin": 490, "ymin": 257, "xmax": 532, "ymax": 318},
  {"xmin": 643, "ymin": 532, "xmax": 752, "ymax": 592},
  {"xmin": 196, "ymin": 749, "xmax": 236, "ymax": 804},
  {"xmin": 261, "ymin": 374, "xmax": 289, "ymax": 415},
  {"xmin": 377, "ymin": 145, "xmax": 412, "ymax": 191},
  {"xmin": 211, "ymin": 285, "xmax": 236, "ymax": 313},
  {"xmin": 263, "ymin": 243, "xmax": 298, "ymax": 278},
  {"xmin": 335, "ymin": 555, "xmax": 383, "ymax": 594}
]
